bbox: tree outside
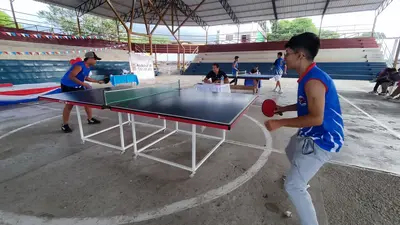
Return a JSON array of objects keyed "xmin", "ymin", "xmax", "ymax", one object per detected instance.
[
  {"xmin": 0, "ymin": 10, "xmax": 23, "ymax": 29},
  {"xmin": 267, "ymin": 18, "xmax": 340, "ymax": 41},
  {"xmin": 37, "ymin": 5, "xmax": 170, "ymax": 44}
]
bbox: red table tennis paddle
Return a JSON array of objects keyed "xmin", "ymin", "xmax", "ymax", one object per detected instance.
[{"xmin": 262, "ymin": 99, "xmax": 283, "ymax": 117}]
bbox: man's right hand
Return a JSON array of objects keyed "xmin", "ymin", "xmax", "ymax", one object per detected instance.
[
  {"xmin": 274, "ymin": 105, "xmax": 285, "ymax": 115},
  {"xmin": 83, "ymin": 83, "xmax": 92, "ymax": 89}
]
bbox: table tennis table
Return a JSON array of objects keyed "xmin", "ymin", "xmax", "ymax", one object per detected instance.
[
  {"xmin": 226, "ymin": 74, "xmax": 275, "ymax": 80},
  {"xmin": 39, "ymin": 81, "xmax": 257, "ymax": 177},
  {"xmin": 227, "ymin": 74, "xmax": 275, "ymax": 94}
]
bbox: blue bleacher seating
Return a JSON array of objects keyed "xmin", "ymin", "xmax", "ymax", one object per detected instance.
[
  {"xmin": 0, "ymin": 60, "xmax": 129, "ymax": 84},
  {"xmin": 184, "ymin": 62, "xmax": 387, "ymax": 80}
]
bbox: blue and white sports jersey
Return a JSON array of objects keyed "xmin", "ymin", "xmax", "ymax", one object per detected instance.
[
  {"xmin": 297, "ymin": 63, "xmax": 344, "ymax": 152},
  {"xmin": 232, "ymin": 61, "xmax": 239, "ymax": 75},
  {"xmin": 61, "ymin": 61, "xmax": 91, "ymax": 87},
  {"xmin": 273, "ymin": 58, "xmax": 285, "ymax": 75}
]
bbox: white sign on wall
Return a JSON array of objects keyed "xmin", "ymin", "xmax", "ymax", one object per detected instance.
[{"xmin": 129, "ymin": 52, "xmax": 154, "ymax": 80}]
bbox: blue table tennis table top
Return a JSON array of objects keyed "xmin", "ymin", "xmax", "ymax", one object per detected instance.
[
  {"xmin": 40, "ymin": 86, "xmax": 257, "ymax": 130},
  {"xmin": 226, "ymin": 74, "xmax": 274, "ymax": 79}
]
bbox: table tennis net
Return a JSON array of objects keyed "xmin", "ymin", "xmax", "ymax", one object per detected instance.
[{"xmin": 103, "ymin": 81, "xmax": 180, "ymax": 105}]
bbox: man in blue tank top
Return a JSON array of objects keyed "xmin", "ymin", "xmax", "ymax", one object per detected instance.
[
  {"xmin": 272, "ymin": 52, "xmax": 286, "ymax": 93},
  {"xmin": 60, "ymin": 52, "xmax": 104, "ymax": 133},
  {"xmin": 229, "ymin": 56, "xmax": 239, "ymax": 85},
  {"xmin": 265, "ymin": 32, "xmax": 344, "ymax": 225}
]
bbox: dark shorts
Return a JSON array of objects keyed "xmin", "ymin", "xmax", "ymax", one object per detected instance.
[{"xmin": 61, "ymin": 83, "xmax": 84, "ymax": 92}]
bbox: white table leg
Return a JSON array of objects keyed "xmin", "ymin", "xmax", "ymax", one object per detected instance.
[
  {"xmin": 131, "ymin": 114, "xmax": 138, "ymax": 158},
  {"xmin": 190, "ymin": 124, "xmax": 196, "ymax": 178},
  {"xmin": 118, "ymin": 112, "xmax": 125, "ymax": 152},
  {"xmin": 75, "ymin": 105, "xmax": 85, "ymax": 144}
]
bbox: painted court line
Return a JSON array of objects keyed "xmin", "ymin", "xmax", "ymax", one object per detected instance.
[
  {"xmin": 0, "ymin": 114, "xmax": 273, "ymax": 225},
  {"xmin": 338, "ymin": 94, "xmax": 400, "ymax": 140}
]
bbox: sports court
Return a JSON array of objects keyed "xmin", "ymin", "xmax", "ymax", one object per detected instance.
[
  {"xmin": 1, "ymin": 75, "xmax": 399, "ymax": 225},
  {"xmin": 1, "ymin": 0, "xmax": 400, "ymax": 224}
]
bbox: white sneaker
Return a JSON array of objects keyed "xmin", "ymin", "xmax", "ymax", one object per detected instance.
[
  {"xmin": 369, "ymin": 91, "xmax": 378, "ymax": 95},
  {"xmin": 385, "ymin": 95, "xmax": 394, "ymax": 100},
  {"xmin": 278, "ymin": 90, "xmax": 283, "ymax": 94}
]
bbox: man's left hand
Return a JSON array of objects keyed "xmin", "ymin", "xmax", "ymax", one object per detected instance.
[{"xmin": 264, "ymin": 119, "xmax": 282, "ymax": 131}]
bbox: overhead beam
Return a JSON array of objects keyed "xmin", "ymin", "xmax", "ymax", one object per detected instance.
[
  {"xmin": 9, "ymin": 0, "xmax": 19, "ymax": 29},
  {"xmin": 139, "ymin": 0, "xmax": 149, "ymax": 34},
  {"xmin": 75, "ymin": 0, "xmax": 108, "ymax": 17},
  {"xmin": 151, "ymin": 2, "xmax": 172, "ymax": 34},
  {"xmin": 148, "ymin": 0, "xmax": 171, "ymax": 24},
  {"xmin": 372, "ymin": 0, "xmax": 394, "ymax": 37},
  {"xmin": 319, "ymin": 0, "xmax": 330, "ymax": 36},
  {"xmin": 173, "ymin": 0, "xmax": 206, "ymax": 35},
  {"xmin": 148, "ymin": 0, "xmax": 183, "ymax": 48},
  {"xmin": 129, "ymin": 0, "xmax": 137, "ymax": 31},
  {"xmin": 376, "ymin": 0, "xmax": 393, "ymax": 16},
  {"xmin": 271, "ymin": 0, "xmax": 278, "ymax": 20},
  {"xmin": 217, "ymin": 0, "xmax": 240, "ymax": 24},
  {"xmin": 175, "ymin": 0, "xmax": 208, "ymax": 30}
]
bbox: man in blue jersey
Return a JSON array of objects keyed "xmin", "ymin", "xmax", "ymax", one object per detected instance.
[
  {"xmin": 229, "ymin": 56, "xmax": 239, "ymax": 85},
  {"xmin": 60, "ymin": 52, "xmax": 104, "ymax": 133},
  {"xmin": 272, "ymin": 52, "xmax": 287, "ymax": 93},
  {"xmin": 265, "ymin": 32, "xmax": 344, "ymax": 225}
]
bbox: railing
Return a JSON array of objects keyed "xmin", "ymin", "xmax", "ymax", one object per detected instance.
[
  {"xmin": 134, "ymin": 44, "xmax": 146, "ymax": 54},
  {"xmin": 375, "ymin": 32, "xmax": 394, "ymax": 67},
  {"xmin": 184, "ymin": 46, "xmax": 199, "ymax": 70}
]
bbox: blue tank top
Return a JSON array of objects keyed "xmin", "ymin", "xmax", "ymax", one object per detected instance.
[
  {"xmin": 274, "ymin": 58, "xmax": 285, "ymax": 74},
  {"xmin": 232, "ymin": 61, "xmax": 238, "ymax": 75},
  {"xmin": 61, "ymin": 61, "xmax": 91, "ymax": 87},
  {"xmin": 297, "ymin": 63, "xmax": 344, "ymax": 152}
]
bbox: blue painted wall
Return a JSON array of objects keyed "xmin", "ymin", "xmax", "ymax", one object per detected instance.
[
  {"xmin": 0, "ymin": 60, "xmax": 130, "ymax": 84},
  {"xmin": 184, "ymin": 62, "xmax": 387, "ymax": 80}
]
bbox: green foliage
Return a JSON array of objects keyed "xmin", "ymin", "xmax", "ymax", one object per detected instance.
[
  {"xmin": 131, "ymin": 35, "xmax": 171, "ymax": 44},
  {"xmin": 358, "ymin": 32, "xmax": 386, "ymax": 38},
  {"xmin": 37, "ymin": 5, "xmax": 171, "ymax": 44},
  {"xmin": 0, "ymin": 10, "xmax": 23, "ymax": 28},
  {"xmin": 267, "ymin": 18, "xmax": 340, "ymax": 41},
  {"xmin": 319, "ymin": 29, "xmax": 340, "ymax": 39},
  {"xmin": 255, "ymin": 31, "xmax": 266, "ymax": 42}
]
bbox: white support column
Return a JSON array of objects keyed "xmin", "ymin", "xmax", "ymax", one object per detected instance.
[
  {"xmin": 118, "ymin": 112, "xmax": 125, "ymax": 151},
  {"xmin": 191, "ymin": 124, "xmax": 196, "ymax": 177},
  {"xmin": 75, "ymin": 105, "xmax": 85, "ymax": 143},
  {"xmin": 175, "ymin": 122, "xmax": 179, "ymax": 131},
  {"xmin": 131, "ymin": 114, "xmax": 138, "ymax": 157},
  {"xmin": 163, "ymin": 119, "xmax": 167, "ymax": 131}
]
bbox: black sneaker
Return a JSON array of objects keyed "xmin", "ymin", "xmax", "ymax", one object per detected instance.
[
  {"xmin": 61, "ymin": 124, "xmax": 73, "ymax": 133},
  {"xmin": 87, "ymin": 117, "xmax": 101, "ymax": 124}
]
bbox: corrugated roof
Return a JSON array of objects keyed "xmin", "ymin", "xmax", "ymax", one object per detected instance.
[{"xmin": 35, "ymin": 0, "xmax": 387, "ymax": 27}]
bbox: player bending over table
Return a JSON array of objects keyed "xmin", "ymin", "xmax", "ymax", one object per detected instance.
[
  {"xmin": 203, "ymin": 63, "xmax": 229, "ymax": 84},
  {"xmin": 265, "ymin": 32, "xmax": 344, "ymax": 225},
  {"xmin": 60, "ymin": 52, "xmax": 104, "ymax": 133}
]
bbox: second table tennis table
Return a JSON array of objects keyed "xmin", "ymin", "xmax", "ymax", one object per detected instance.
[
  {"xmin": 227, "ymin": 74, "xmax": 275, "ymax": 94},
  {"xmin": 40, "ymin": 81, "xmax": 257, "ymax": 177}
]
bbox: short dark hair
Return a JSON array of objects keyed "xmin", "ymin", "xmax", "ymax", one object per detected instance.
[
  {"xmin": 251, "ymin": 68, "xmax": 257, "ymax": 73},
  {"xmin": 84, "ymin": 57, "xmax": 89, "ymax": 61},
  {"xmin": 285, "ymin": 32, "xmax": 320, "ymax": 60},
  {"xmin": 234, "ymin": 56, "xmax": 239, "ymax": 59},
  {"xmin": 277, "ymin": 52, "xmax": 283, "ymax": 56},
  {"xmin": 213, "ymin": 63, "xmax": 219, "ymax": 68}
]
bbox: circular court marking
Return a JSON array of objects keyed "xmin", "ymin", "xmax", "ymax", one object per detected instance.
[{"xmin": 0, "ymin": 114, "xmax": 273, "ymax": 225}]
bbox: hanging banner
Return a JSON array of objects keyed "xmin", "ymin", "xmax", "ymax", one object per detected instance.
[{"xmin": 129, "ymin": 52, "xmax": 154, "ymax": 80}]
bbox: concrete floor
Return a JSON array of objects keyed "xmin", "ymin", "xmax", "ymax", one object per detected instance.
[{"xmin": 0, "ymin": 75, "xmax": 399, "ymax": 225}]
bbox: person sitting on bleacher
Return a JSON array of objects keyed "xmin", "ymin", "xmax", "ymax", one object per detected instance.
[
  {"xmin": 203, "ymin": 63, "xmax": 229, "ymax": 84},
  {"xmin": 370, "ymin": 68, "xmax": 397, "ymax": 95}
]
